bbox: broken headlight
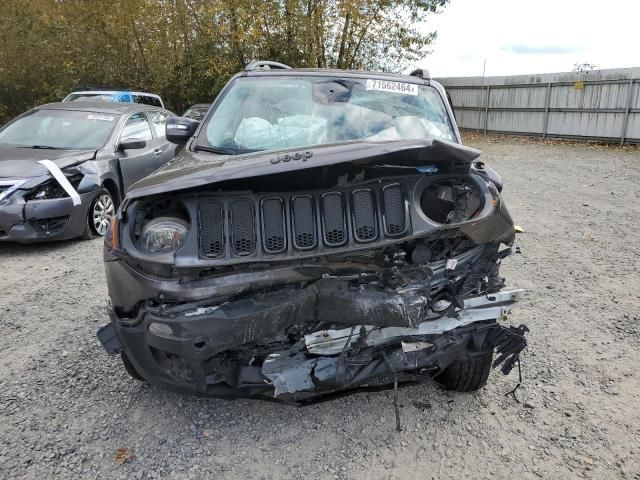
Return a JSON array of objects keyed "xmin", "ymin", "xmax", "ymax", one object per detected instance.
[
  {"xmin": 420, "ymin": 178, "xmax": 482, "ymax": 224},
  {"xmin": 139, "ymin": 217, "xmax": 189, "ymax": 254},
  {"xmin": 27, "ymin": 175, "xmax": 82, "ymax": 200}
]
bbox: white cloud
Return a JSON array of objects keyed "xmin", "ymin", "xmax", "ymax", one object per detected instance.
[{"xmin": 418, "ymin": 0, "xmax": 640, "ymax": 77}]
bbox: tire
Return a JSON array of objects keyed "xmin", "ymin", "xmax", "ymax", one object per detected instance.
[
  {"xmin": 82, "ymin": 188, "xmax": 116, "ymax": 240},
  {"xmin": 436, "ymin": 348, "xmax": 493, "ymax": 392},
  {"xmin": 121, "ymin": 351, "xmax": 146, "ymax": 381}
]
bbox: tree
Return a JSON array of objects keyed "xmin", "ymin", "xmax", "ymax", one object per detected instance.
[{"xmin": 0, "ymin": 0, "xmax": 449, "ymax": 123}]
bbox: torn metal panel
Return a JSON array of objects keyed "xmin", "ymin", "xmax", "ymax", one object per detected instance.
[
  {"xmin": 260, "ymin": 322, "xmax": 526, "ymax": 398},
  {"xmin": 305, "ymin": 289, "xmax": 524, "ymax": 355}
]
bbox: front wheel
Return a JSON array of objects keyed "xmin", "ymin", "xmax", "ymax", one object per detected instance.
[
  {"xmin": 82, "ymin": 188, "xmax": 115, "ymax": 239},
  {"xmin": 436, "ymin": 348, "xmax": 493, "ymax": 392}
]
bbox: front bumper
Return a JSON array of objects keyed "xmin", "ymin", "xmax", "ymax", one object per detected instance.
[
  {"xmin": 0, "ymin": 190, "xmax": 96, "ymax": 243},
  {"xmin": 98, "ymin": 286, "xmax": 527, "ymax": 399}
]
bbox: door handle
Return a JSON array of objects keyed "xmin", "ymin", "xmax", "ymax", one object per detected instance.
[{"xmin": 153, "ymin": 149, "xmax": 162, "ymax": 157}]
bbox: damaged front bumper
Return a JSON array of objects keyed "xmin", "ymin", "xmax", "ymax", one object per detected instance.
[
  {"xmin": 0, "ymin": 190, "xmax": 96, "ymax": 243},
  {"xmin": 99, "ymin": 270, "xmax": 527, "ymax": 399}
]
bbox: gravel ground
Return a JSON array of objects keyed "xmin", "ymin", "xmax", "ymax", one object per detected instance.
[{"xmin": 1, "ymin": 135, "xmax": 639, "ymax": 480}]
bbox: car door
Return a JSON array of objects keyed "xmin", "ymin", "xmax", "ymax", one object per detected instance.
[
  {"xmin": 116, "ymin": 111, "xmax": 158, "ymax": 191},
  {"xmin": 146, "ymin": 110, "xmax": 178, "ymax": 169}
]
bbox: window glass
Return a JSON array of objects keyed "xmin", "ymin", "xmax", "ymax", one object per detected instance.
[
  {"xmin": 65, "ymin": 93, "xmax": 114, "ymax": 102},
  {"xmin": 198, "ymin": 76, "xmax": 455, "ymax": 154},
  {"xmin": 148, "ymin": 111, "xmax": 169, "ymax": 137},
  {"xmin": 120, "ymin": 112, "xmax": 153, "ymax": 142},
  {"xmin": 0, "ymin": 109, "xmax": 118, "ymax": 150},
  {"xmin": 134, "ymin": 95, "xmax": 162, "ymax": 107}
]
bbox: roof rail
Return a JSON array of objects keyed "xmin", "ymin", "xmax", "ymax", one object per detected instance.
[
  {"xmin": 409, "ymin": 68, "xmax": 431, "ymax": 80},
  {"xmin": 244, "ymin": 60, "xmax": 292, "ymax": 71}
]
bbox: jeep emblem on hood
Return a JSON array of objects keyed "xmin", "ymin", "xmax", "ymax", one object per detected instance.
[{"xmin": 270, "ymin": 150, "xmax": 313, "ymax": 164}]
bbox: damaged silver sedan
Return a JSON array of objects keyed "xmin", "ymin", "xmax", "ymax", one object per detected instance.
[{"xmin": 98, "ymin": 62, "xmax": 528, "ymax": 402}]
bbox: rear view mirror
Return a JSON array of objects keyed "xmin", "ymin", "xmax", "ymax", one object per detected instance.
[
  {"xmin": 166, "ymin": 116, "xmax": 200, "ymax": 144},
  {"xmin": 119, "ymin": 139, "xmax": 147, "ymax": 150}
]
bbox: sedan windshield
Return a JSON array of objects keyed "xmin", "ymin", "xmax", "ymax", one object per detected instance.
[
  {"xmin": 198, "ymin": 76, "xmax": 455, "ymax": 154},
  {"xmin": 0, "ymin": 109, "xmax": 118, "ymax": 150}
]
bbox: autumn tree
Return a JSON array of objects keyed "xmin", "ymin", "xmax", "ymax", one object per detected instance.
[{"xmin": 0, "ymin": 0, "xmax": 448, "ymax": 122}]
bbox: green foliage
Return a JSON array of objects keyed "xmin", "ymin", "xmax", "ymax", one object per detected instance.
[{"xmin": 0, "ymin": 0, "xmax": 448, "ymax": 122}]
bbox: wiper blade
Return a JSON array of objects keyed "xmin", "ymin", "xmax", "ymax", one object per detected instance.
[
  {"xmin": 30, "ymin": 145, "xmax": 64, "ymax": 150},
  {"xmin": 195, "ymin": 145, "xmax": 237, "ymax": 155}
]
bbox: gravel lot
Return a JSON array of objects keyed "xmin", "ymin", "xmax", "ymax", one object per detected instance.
[{"xmin": 1, "ymin": 135, "xmax": 639, "ymax": 480}]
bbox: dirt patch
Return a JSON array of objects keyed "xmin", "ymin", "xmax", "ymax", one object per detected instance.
[{"xmin": 1, "ymin": 135, "xmax": 639, "ymax": 479}]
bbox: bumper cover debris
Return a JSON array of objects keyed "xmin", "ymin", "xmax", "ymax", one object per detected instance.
[{"xmin": 98, "ymin": 287, "xmax": 527, "ymax": 399}]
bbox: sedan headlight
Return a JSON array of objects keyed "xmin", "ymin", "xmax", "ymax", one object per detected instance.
[
  {"xmin": 27, "ymin": 174, "xmax": 83, "ymax": 200},
  {"xmin": 139, "ymin": 217, "xmax": 189, "ymax": 254}
]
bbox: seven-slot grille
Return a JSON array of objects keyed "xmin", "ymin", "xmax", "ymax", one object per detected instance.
[{"xmin": 198, "ymin": 184, "xmax": 408, "ymax": 258}]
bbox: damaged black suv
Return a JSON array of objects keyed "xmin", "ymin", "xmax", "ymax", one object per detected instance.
[{"xmin": 98, "ymin": 61, "xmax": 528, "ymax": 401}]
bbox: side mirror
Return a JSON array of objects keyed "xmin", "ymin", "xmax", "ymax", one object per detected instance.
[
  {"xmin": 119, "ymin": 139, "xmax": 147, "ymax": 150},
  {"xmin": 166, "ymin": 116, "xmax": 200, "ymax": 144}
]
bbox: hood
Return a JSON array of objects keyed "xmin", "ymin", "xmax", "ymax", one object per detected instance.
[
  {"xmin": 127, "ymin": 139, "xmax": 481, "ymax": 199},
  {"xmin": 0, "ymin": 146, "xmax": 96, "ymax": 179}
]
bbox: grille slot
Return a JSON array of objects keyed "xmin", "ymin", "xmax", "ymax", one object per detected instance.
[
  {"xmin": 261, "ymin": 197, "xmax": 286, "ymax": 253},
  {"xmin": 230, "ymin": 199, "xmax": 256, "ymax": 256},
  {"xmin": 382, "ymin": 184, "xmax": 407, "ymax": 236},
  {"xmin": 321, "ymin": 192, "xmax": 347, "ymax": 246},
  {"xmin": 351, "ymin": 189, "xmax": 378, "ymax": 242},
  {"xmin": 291, "ymin": 195, "xmax": 317, "ymax": 250},
  {"xmin": 199, "ymin": 200, "xmax": 225, "ymax": 257}
]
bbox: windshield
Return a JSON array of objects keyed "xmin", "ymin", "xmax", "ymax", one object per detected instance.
[
  {"xmin": 65, "ymin": 93, "xmax": 114, "ymax": 102},
  {"xmin": 198, "ymin": 76, "xmax": 455, "ymax": 154},
  {"xmin": 0, "ymin": 109, "xmax": 118, "ymax": 150}
]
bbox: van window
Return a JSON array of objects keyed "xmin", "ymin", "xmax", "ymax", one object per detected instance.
[{"xmin": 134, "ymin": 95, "xmax": 162, "ymax": 107}]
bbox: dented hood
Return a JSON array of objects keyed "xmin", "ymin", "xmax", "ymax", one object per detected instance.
[
  {"xmin": 0, "ymin": 146, "xmax": 96, "ymax": 179},
  {"xmin": 127, "ymin": 139, "xmax": 481, "ymax": 199}
]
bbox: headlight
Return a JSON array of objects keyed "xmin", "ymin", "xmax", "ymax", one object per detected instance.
[
  {"xmin": 27, "ymin": 175, "xmax": 82, "ymax": 200},
  {"xmin": 139, "ymin": 217, "xmax": 189, "ymax": 254}
]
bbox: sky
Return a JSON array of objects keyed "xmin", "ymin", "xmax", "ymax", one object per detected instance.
[{"xmin": 421, "ymin": 0, "xmax": 640, "ymax": 78}]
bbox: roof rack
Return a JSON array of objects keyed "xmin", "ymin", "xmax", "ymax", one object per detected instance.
[
  {"xmin": 409, "ymin": 68, "xmax": 431, "ymax": 80},
  {"xmin": 244, "ymin": 60, "xmax": 292, "ymax": 71}
]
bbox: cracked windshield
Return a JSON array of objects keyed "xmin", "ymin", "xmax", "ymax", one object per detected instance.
[{"xmin": 200, "ymin": 76, "xmax": 456, "ymax": 154}]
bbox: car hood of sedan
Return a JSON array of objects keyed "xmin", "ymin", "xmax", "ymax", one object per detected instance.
[
  {"xmin": 0, "ymin": 146, "xmax": 96, "ymax": 179},
  {"xmin": 127, "ymin": 139, "xmax": 481, "ymax": 199}
]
